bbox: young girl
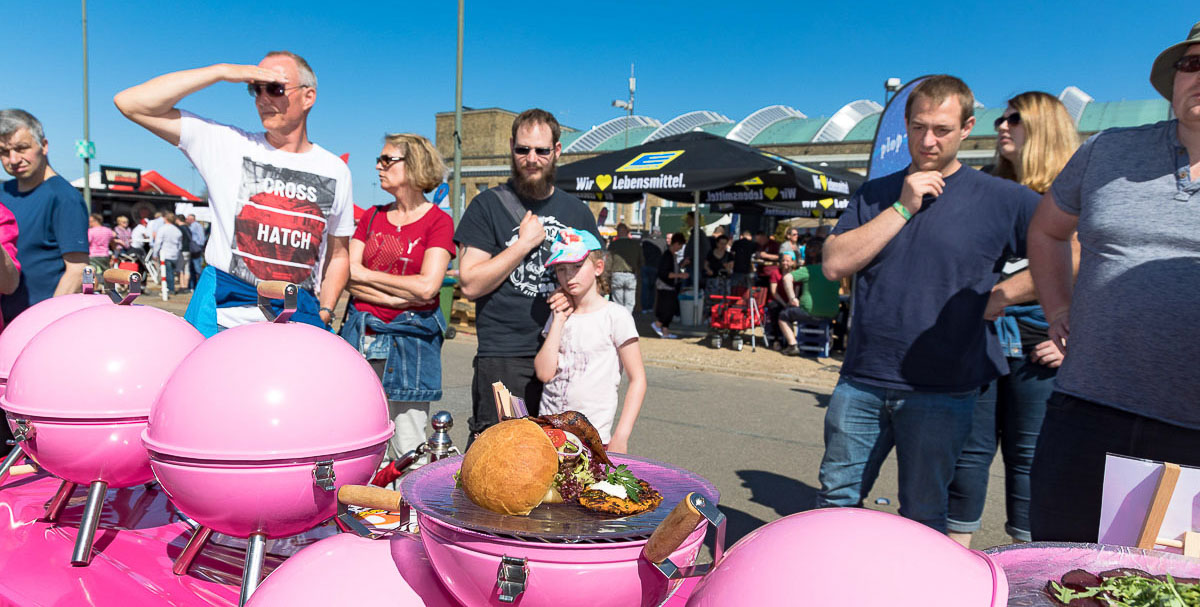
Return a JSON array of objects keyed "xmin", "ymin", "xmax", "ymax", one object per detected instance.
[{"xmin": 535, "ymin": 229, "xmax": 646, "ymax": 454}]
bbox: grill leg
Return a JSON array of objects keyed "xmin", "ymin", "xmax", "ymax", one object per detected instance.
[
  {"xmin": 43, "ymin": 480, "xmax": 78, "ymax": 522},
  {"xmin": 238, "ymin": 532, "xmax": 267, "ymax": 606},
  {"xmin": 172, "ymin": 525, "xmax": 213, "ymax": 576},
  {"xmin": 70, "ymin": 480, "xmax": 109, "ymax": 566},
  {"xmin": 0, "ymin": 445, "xmax": 24, "ymax": 486}
]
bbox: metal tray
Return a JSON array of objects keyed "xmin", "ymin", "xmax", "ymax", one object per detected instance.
[{"xmin": 401, "ymin": 453, "xmax": 719, "ymax": 542}]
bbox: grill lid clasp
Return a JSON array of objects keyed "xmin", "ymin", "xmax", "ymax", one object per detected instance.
[{"xmin": 496, "ymin": 555, "xmax": 528, "ymax": 603}]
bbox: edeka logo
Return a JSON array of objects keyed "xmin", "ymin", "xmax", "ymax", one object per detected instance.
[
  {"xmin": 574, "ymin": 174, "xmax": 614, "ymax": 191},
  {"xmin": 616, "ymin": 150, "xmax": 684, "ymax": 172},
  {"xmin": 613, "ymin": 173, "xmax": 685, "ymax": 191},
  {"xmin": 811, "ymin": 174, "xmax": 850, "ymax": 195}
]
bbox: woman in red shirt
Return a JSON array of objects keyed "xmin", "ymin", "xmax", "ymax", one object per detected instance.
[{"xmin": 340, "ymin": 133, "xmax": 454, "ymax": 464}]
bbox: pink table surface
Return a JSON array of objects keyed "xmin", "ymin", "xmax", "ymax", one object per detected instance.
[{"xmin": 0, "ymin": 472, "xmax": 283, "ymax": 606}]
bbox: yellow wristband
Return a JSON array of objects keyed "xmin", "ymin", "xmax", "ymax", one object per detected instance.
[{"xmin": 892, "ymin": 202, "xmax": 912, "ymax": 221}]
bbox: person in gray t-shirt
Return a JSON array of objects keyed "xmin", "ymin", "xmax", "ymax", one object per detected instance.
[{"xmin": 1026, "ymin": 21, "xmax": 1200, "ymax": 542}]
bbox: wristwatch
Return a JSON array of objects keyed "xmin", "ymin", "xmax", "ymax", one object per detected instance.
[{"xmin": 319, "ymin": 306, "xmax": 335, "ymax": 318}]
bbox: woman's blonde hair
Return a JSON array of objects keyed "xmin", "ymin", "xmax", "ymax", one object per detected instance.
[
  {"xmin": 991, "ymin": 92, "xmax": 1079, "ymax": 194},
  {"xmin": 383, "ymin": 133, "xmax": 447, "ymax": 193}
]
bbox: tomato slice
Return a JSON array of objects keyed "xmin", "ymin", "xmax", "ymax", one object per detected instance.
[{"xmin": 544, "ymin": 428, "xmax": 568, "ymax": 449}]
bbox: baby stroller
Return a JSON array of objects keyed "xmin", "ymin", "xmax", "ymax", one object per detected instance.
[{"xmin": 707, "ymin": 279, "xmax": 767, "ymax": 351}]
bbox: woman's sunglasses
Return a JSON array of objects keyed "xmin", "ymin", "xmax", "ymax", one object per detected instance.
[
  {"xmin": 376, "ymin": 155, "xmax": 405, "ymax": 169},
  {"xmin": 993, "ymin": 113, "xmax": 1022, "ymax": 129},
  {"xmin": 247, "ymin": 82, "xmax": 307, "ymax": 98},
  {"xmin": 1175, "ymin": 55, "xmax": 1200, "ymax": 73}
]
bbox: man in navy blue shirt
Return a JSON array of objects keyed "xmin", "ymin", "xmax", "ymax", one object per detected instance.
[
  {"xmin": 0, "ymin": 109, "xmax": 89, "ymax": 323},
  {"xmin": 817, "ymin": 76, "xmax": 1040, "ymax": 532}
]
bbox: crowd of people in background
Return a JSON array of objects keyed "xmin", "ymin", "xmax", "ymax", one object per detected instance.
[{"xmin": 0, "ymin": 19, "xmax": 1197, "ymax": 551}]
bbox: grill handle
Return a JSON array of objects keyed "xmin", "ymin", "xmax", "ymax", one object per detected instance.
[
  {"xmin": 337, "ymin": 484, "xmax": 405, "ymax": 512},
  {"xmin": 644, "ymin": 492, "xmax": 727, "ymax": 580},
  {"xmin": 256, "ymin": 281, "xmax": 298, "ymax": 323},
  {"xmin": 102, "ymin": 268, "xmax": 143, "ymax": 305},
  {"xmin": 643, "ymin": 491, "xmax": 705, "ymax": 564}
]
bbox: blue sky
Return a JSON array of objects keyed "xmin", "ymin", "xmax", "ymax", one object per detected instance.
[{"xmin": 3, "ymin": 2, "xmax": 1190, "ymax": 208}]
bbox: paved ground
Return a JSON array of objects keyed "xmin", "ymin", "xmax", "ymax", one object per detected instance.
[{"xmin": 142, "ymin": 290, "xmax": 1012, "ymax": 554}]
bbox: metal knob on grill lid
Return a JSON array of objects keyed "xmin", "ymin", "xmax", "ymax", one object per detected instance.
[{"xmin": 1, "ymin": 270, "xmax": 204, "ymax": 566}]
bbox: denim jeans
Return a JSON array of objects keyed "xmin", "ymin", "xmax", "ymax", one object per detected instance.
[
  {"xmin": 817, "ymin": 379, "xmax": 977, "ymax": 532},
  {"xmin": 610, "ymin": 272, "xmax": 637, "ymax": 313},
  {"xmin": 190, "ymin": 255, "xmax": 203, "ymax": 289},
  {"xmin": 640, "ymin": 266, "xmax": 657, "ymax": 311},
  {"xmin": 947, "ymin": 355, "xmax": 1055, "ymax": 541},
  {"xmin": 1030, "ymin": 392, "xmax": 1200, "ymax": 542},
  {"xmin": 164, "ymin": 258, "xmax": 178, "ymax": 294}
]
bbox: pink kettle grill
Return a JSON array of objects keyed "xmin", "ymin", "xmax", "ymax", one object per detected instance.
[
  {"xmin": 0, "ymin": 269, "xmax": 204, "ymax": 566},
  {"xmin": 0, "ymin": 268, "xmax": 110, "ymax": 486},
  {"xmin": 685, "ymin": 508, "xmax": 1008, "ymax": 606},
  {"xmin": 241, "ymin": 471, "xmax": 727, "ymax": 607},
  {"xmin": 143, "ymin": 281, "xmax": 393, "ymax": 606}
]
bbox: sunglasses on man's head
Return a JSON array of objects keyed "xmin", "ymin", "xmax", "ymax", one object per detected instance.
[
  {"xmin": 376, "ymin": 155, "xmax": 405, "ymax": 169},
  {"xmin": 993, "ymin": 113, "xmax": 1022, "ymax": 129},
  {"xmin": 1175, "ymin": 55, "xmax": 1200, "ymax": 73},
  {"xmin": 247, "ymin": 82, "xmax": 306, "ymax": 98},
  {"xmin": 513, "ymin": 145, "xmax": 553, "ymax": 157}
]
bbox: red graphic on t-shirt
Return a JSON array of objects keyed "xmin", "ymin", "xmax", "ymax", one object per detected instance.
[{"xmin": 234, "ymin": 190, "xmax": 325, "ymax": 282}]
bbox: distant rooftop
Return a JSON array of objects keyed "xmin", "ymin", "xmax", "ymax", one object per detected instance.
[{"xmin": 557, "ymin": 88, "xmax": 1170, "ymax": 152}]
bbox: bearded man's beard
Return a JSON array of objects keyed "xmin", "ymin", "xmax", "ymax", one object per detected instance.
[{"xmin": 511, "ymin": 157, "xmax": 556, "ymax": 200}]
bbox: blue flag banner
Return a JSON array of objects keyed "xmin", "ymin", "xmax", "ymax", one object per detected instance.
[
  {"xmin": 867, "ymin": 76, "xmax": 929, "ymax": 181},
  {"xmin": 434, "ymin": 182, "xmax": 451, "ymax": 213}
]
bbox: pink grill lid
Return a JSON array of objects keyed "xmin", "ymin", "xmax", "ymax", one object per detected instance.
[
  {"xmin": 0, "ymin": 293, "xmax": 111, "ymax": 380},
  {"xmin": 144, "ymin": 322, "xmax": 392, "ymax": 461},
  {"xmin": 2, "ymin": 305, "xmax": 204, "ymax": 419}
]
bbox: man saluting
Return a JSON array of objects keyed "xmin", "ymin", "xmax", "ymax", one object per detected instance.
[{"xmin": 115, "ymin": 51, "xmax": 353, "ymax": 332}]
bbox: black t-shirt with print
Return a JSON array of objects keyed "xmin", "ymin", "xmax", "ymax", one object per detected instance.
[{"xmin": 454, "ymin": 181, "xmax": 601, "ymax": 357}]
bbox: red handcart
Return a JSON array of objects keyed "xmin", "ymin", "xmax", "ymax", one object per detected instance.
[{"xmin": 707, "ymin": 284, "xmax": 767, "ymax": 351}]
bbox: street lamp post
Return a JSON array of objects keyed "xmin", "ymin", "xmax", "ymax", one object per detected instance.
[
  {"xmin": 610, "ymin": 63, "xmax": 635, "ymax": 150},
  {"xmin": 611, "ymin": 64, "xmax": 636, "ymax": 224},
  {"xmin": 884, "ymin": 77, "xmax": 902, "ymax": 105}
]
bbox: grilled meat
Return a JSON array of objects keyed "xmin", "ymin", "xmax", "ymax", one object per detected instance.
[{"xmin": 526, "ymin": 411, "xmax": 614, "ymax": 468}]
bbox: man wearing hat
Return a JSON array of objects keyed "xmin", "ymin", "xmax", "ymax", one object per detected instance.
[{"xmin": 1026, "ymin": 22, "xmax": 1200, "ymax": 542}]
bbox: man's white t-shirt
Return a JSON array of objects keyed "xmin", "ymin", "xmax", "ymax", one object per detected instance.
[
  {"xmin": 539, "ymin": 301, "xmax": 639, "ymax": 443},
  {"xmin": 177, "ymin": 110, "xmax": 354, "ymax": 297}
]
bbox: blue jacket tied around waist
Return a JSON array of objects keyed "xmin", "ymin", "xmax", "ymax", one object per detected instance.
[{"xmin": 339, "ymin": 303, "xmax": 446, "ymax": 402}]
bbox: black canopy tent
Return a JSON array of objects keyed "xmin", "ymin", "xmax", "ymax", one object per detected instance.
[{"xmin": 556, "ymin": 132, "xmax": 861, "ymax": 324}]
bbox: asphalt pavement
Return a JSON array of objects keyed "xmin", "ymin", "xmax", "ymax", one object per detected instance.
[{"xmin": 435, "ymin": 335, "xmax": 1013, "ymax": 556}]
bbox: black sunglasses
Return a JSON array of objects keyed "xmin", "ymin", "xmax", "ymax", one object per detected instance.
[
  {"xmin": 376, "ymin": 155, "xmax": 405, "ymax": 169},
  {"xmin": 247, "ymin": 82, "xmax": 307, "ymax": 98},
  {"xmin": 1175, "ymin": 55, "xmax": 1200, "ymax": 73},
  {"xmin": 513, "ymin": 145, "xmax": 553, "ymax": 157},
  {"xmin": 993, "ymin": 113, "xmax": 1022, "ymax": 129}
]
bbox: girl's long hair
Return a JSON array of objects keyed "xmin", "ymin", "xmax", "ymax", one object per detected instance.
[
  {"xmin": 991, "ymin": 92, "xmax": 1079, "ymax": 194},
  {"xmin": 592, "ymin": 250, "xmax": 611, "ymax": 297}
]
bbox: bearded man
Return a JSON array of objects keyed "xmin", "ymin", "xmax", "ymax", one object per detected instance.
[{"xmin": 454, "ymin": 108, "xmax": 601, "ymax": 441}]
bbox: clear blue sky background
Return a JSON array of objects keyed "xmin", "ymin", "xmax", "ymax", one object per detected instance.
[{"xmin": 2, "ymin": 2, "xmax": 1190, "ymax": 209}]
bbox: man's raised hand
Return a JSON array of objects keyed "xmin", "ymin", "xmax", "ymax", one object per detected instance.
[
  {"xmin": 516, "ymin": 211, "xmax": 546, "ymax": 252},
  {"xmin": 898, "ymin": 170, "xmax": 945, "ymax": 215},
  {"xmin": 222, "ymin": 64, "xmax": 289, "ymax": 84}
]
